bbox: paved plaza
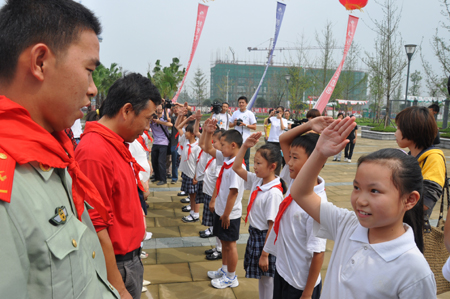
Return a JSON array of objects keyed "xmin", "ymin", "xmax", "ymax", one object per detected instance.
[{"xmin": 140, "ymin": 130, "xmax": 450, "ymax": 299}]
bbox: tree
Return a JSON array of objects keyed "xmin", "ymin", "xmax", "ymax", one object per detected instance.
[
  {"xmin": 148, "ymin": 57, "xmax": 185, "ymax": 100},
  {"xmin": 266, "ymin": 72, "xmax": 287, "ymax": 108},
  {"xmin": 203, "ymin": 99, "xmax": 212, "ymax": 107},
  {"xmin": 365, "ymin": 0, "xmax": 407, "ymax": 127},
  {"xmin": 190, "ymin": 68, "xmax": 208, "ymax": 106},
  {"xmin": 409, "ymin": 70, "xmax": 422, "ymax": 96},
  {"xmin": 255, "ymin": 97, "xmax": 267, "ymax": 108},
  {"xmin": 287, "ymin": 66, "xmax": 312, "ymax": 111},
  {"xmin": 313, "ymin": 21, "xmax": 337, "ymax": 93},
  {"xmin": 92, "ymin": 63, "xmax": 122, "ymax": 108}
]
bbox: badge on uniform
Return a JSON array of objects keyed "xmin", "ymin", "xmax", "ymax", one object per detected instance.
[{"xmin": 49, "ymin": 206, "xmax": 68, "ymax": 226}]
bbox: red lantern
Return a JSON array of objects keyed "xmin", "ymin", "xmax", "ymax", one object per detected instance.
[{"xmin": 339, "ymin": 0, "xmax": 368, "ymax": 10}]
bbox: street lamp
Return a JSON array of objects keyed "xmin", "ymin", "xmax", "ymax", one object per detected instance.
[
  {"xmin": 404, "ymin": 44, "xmax": 417, "ymax": 107},
  {"xmin": 285, "ymin": 74, "xmax": 290, "ymax": 107}
]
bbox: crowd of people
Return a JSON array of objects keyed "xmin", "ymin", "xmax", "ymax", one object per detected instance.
[{"xmin": 2, "ymin": 1, "xmax": 450, "ymax": 299}]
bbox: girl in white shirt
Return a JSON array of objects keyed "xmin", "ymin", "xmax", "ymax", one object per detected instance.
[
  {"xmin": 232, "ymin": 132, "xmax": 286, "ymax": 299},
  {"xmin": 290, "ymin": 117, "xmax": 436, "ymax": 299}
]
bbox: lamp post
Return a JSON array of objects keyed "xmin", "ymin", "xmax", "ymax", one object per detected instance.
[
  {"xmin": 226, "ymin": 69, "xmax": 230, "ymax": 103},
  {"xmin": 285, "ymin": 74, "xmax": 290, "ymax": 108},
  {"xmin": 404, "ymin": 44, "xmax": 417, "ymax": 108}
]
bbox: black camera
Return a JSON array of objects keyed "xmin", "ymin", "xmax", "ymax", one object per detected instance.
[
  {"xmin": 211, "ymin": 102, "xmax": 222, "ymax": 115},
  {"xmin": 152, "ymin": 113, "xmax": 158, "ymax": 119},
  {"xmin": 291, "ymin": 119, "xmax": 307, "ymax": 129},
  {"xmin": 162, "ymin": 99, "xmax": 173, "ymax": 109},
  {"xmin": 236, "ymin": 118, "xmax": 244, "ymax": 126}
]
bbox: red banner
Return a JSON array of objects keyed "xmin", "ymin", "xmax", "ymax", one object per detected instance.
[
  {"xmin": 172, "ymin": 4, "xmax": 209, "ymax": 103},
  {"xmin": 314, "ymin": 15, "xmax": 359, "ymax": 113}
]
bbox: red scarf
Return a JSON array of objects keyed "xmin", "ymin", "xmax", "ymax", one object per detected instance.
[
  {"xmin": 273, "ymin": 194, "xmax": 293, "ymax": 244},
  {"xmin": 215, "ymin": 159, "xmax": 245, "ymax": 196},
  {"xmin": 245, "ymin": 183, "xmax": 283, "ymax": 224},
  {"xmin": 185, "ymin": 143, "xmax": 193, "ymax": 161},
  {"xmin": 204, "ymin": 157, "xmax": 215, "ymax": 171},
  {"xmin": 0, "ymin": 96, "xmax": 109, "ymax": 222},
  {"xmin": 137, "ymin": 136, "xmax": 150, "ymax": 152},
  {"xmin": 143, "ymin": 130, "xmax": 153, "ymax": 143},
  {"xmin": 197, "ymin": 150, "xmax": 204, "ymax": 163},
  {"xmin": 83, "ymin": 122, "xmax": 145, "ymax": 192}
]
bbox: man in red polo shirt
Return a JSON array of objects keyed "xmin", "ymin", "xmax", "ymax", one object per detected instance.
[{"xmin": 76, "ymin": 73, "xmax": 161, "ymax": 299}]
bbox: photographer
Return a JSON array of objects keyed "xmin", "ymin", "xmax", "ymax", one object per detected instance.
[
  {"xmin": 150, "ymin": 103, "xmax": 173, "ymax": 185},
  {"xmin": 265, "ymin": 106, "xmax": 287, "ymax": 152},
  {"xmin": 229, "ymin": 96, "xmax": 257, "ymax": 170},
  {"xmin": 211, "ymin": 102, "xmax": 231, "ymax": 130}
]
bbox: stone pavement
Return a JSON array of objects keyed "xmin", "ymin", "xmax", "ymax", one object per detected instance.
[{"xmin": 140, "ymin": 132, "xmax": 450, "ymax": 299}]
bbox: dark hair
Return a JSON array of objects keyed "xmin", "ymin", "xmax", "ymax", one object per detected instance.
[
  {"xmin": 290, "ymin": 133, "xmax": 320, "ymax": 156},
  {"xmin": 101, "ymin": 73, "xmax": 162, "ymax": 118},
  {"xmin": 213, "ymin": 128, "xmax": 226, "ymax": 137},
  {"xmin": 357, "ymin": 148, "xmax": 424, "ymax": 252},
  {"xmin": 221, "ymin": 130, "xmax": 243, "ymax": 148},
  {"xmin": 256, "ymin": 143, "xmax": 287, "ymax": 194},
  {"xmin": 337, "ymin": 112, "xmax": 344, "ymax": 118},
  {"xmin": 185, "ymin": 124, "xmax": 194, "ymax": 134},
  {"xmin": 222, "ymin": 102, "xmax": 229, "ymax": 107},
  {"xmin": 0, "ymin": 0, "xmax": 101, "ymax": 85},
  {"xmin": 238, "ymin": 96, "xmax": 248, "ymax": 104},
  {"xmin": 306, "ymin": 109, "xmax": 321, "ymax": 119},
  {"xmin": 85, "ymin": 110, "xmax": 99, "ymax": 122},
  {"xmin": 428, "ymin": 103, "xmax": 440, "ymax": 114},
  {"xmin": 268, "ymin": 108, "xmax": 274, "ymax": 114},
  {"xmin": 277, "ymin": 106, "xmax": 285, "ymax": 112},
  {"xmin": 395, "ymin": 106, "xmax": 437, "ymax": 150}
]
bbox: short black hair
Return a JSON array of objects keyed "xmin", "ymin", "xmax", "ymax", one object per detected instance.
[
  {"xmin": 337, "ymin": 112, "xmax": 344, "ymax": 118},
  {"xmin": 306, "ymin": 109, "xmax": 321, "ymax": 119},
  {"xmin": 428, "ymin": 103, "xmax": 440, "ymax": 114},
  {"xmin": 395, "ymin": 106, "xmax": 437, "ymax": 150},
  {"xmin": 222, "ymin": 102, "xmax": 229, "ymax": 107},
  {"xmin": 277, "ymin": 106, "xmax": 285, "ymax": 112},
  {"xmin": 101, "ymin": 73, "xmax": 162, "ymax": 118},
  {"xmin": 290, "ymin": 133, "xmax": 320, "ymax": 157},
  {"xmin": 0, "ymin": 0, "xmax": 101, "ymax": 85},
  {"xmin": 185, "ymin": 124, "xmax": 194, "ymax": 134},
  {"xmin": 221, "ymin": 130, "xmax": 243, "ymax": 148},
  {"xmin": 238, "ymin": 96, "xmax": 248, "ymax": 104}
]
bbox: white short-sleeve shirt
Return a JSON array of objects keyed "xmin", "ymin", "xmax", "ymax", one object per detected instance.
[
  {"xmin": 214, "ymin": 151, "xmax": 245, "ymax": 219},
  {"xmin": 244, "ymin": 173, "xmax": 284, "ymax": 230},
  {"xmin": 203, "ymin": 158, "xmax": 220, "ymax": 197},
  {"xmin": 195, "ymin": 151, "xmax": 210, "ymax": 182},
  {"xmin": 267, "ymin": 116, "xmax": 288, "ymax": 143},
  {"xmin": 443, "ymin": 257, "xmax": 450, "ymax": 282},
  {"xmin": 128, "ymin": 138, "xmax": 150, "ymax": 182},
  {"xmin": 230, "ymin": 109, "xmax": 257, "ymax": 142},
  {"xmin": 314, "ymin": 201, "xmax": 436, "ymax": 299},
  {"xmin": 264, "ymin": 177, "xmax": 327, "ymax": 291},
  {"xmin": 178, "ymin": 137, "xmax": 200, "ymax": 179},
  {"xmin": 212, "ymin": 113, "xmax": 230, "ymax": 130}
]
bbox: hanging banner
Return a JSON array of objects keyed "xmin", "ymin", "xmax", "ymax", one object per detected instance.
[
  {"xmin": 172, "ymin": 4, "xmax": 209, "ymax": 103},
  {"xmin": 247, "ymin": 2, "xmax": 286, "ymax": 109},
  {"xmin": 314, "ymin": 15, "xmax": 359, "ymax": 113}
]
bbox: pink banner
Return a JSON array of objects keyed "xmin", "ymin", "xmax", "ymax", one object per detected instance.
[
  {"xmin": 314, "ymin": 15, "xmax": 359, "ymax": 113},
  {"xmin": 172, "ymin": 4, "xmax": 209, "ymax": 103}
]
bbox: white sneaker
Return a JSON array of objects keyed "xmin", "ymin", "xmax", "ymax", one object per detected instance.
[
  {"xmin": 207, "ymin": 268, "xmax": 226, "ymax": 279},
  {"xmin": 141, "ymin": 286, "xmax": 148, "ymax": 293},
  {"xmin": 348, "ymin": 159, "xmax": 351, "ymax": 163},
  {"xmin": 332, "ymin": 157, "xmax": 337, "ymax": 161},
  {"xmin": 143, "ymin": 280, "xmax": 151, "ymax": 286},
  {"xmin": 344, "ymin": 158, "xmax": 348, "ymax": 162},
  {"xmin": 144, "ymin": 232, "xmax": 152, "ymax": 241},
  {"xmin": 211, "ymin": 275, "xmax": 239, "ymax": 289}
]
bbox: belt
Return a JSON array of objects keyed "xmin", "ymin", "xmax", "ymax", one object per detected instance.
[{"xmin": 115, "ymin": 247, "xmax": 141, "ymax": 262}]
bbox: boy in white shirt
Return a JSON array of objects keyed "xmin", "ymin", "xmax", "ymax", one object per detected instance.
[
  {"xmin": 203, "ymin": 118, "xmax": 246, "ymax": 289},
  {"xmin": 229, "ymin": 96, "xmax": 257, "ymax": 170},
  {"xmin": 264, "ymin": 117, "xmax": 334, "ymax": 299}
]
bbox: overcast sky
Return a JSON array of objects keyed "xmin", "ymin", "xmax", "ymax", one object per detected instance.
[{"xmin": 1, "ymin": 0, "xmax": 446, "ymax": 98}]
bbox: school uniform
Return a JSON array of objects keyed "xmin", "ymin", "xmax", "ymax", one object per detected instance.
[
  {"xmin": 213, "ymin": 150, "xmax": 245, "ymax": 242},
  {"xmin": 314, "ymin": 201, "xmax": 436, "ymax": 299},
  {"xmin": 264, "ymin": 169, "xmax": 327, "ymax": 299},
  {"xmin": 243, "ymin": 173, "xmax": 284, "ymax": 279},
  {"xmin": 178, "ymin": 135, "xmax": 200, "ymax": 195},
  {"xmin": 195, "ymin": 150, "xmax": 210, "ymax": 204},
  {"xmin": 202, "ymin": 156, "xmax": 220, "ymax": 227}
]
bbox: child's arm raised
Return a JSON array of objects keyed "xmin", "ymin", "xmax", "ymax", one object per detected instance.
[
  {"xmin": 290, "ymin": 117, "xmax": 356, "ymax": 223},
  {"xmin": 279, "ymin": 116, "xmax": 333, "ymax": 164},
  {"xmin": 194, "ymin": 110, "xmax": 202, "ymax": 139},
  {"xmin": 175, "ymin": 112, "xmax": 195, "ymax": 137},
  {"xmin": 203, "ymin": 118, "xmax": 218, "ymax": 158},
  {"xmin": 232, "ymin": 132, "xmax": 262, "ymax": 182}
]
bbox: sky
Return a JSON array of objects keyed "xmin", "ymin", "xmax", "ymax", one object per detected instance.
[{"xmin": 1, "ymin": 0, "xmax": 447, "ymax": 98}]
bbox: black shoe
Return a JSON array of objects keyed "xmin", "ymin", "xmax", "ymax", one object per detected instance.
[
  {"xmin": 181, "ymin": 205, "xmax": 191, "ymax": 212},
  {"xmin": 181, "ymin": 215, "xmax": 199, "ymax": 223},
  {"xmin": 177, "ymin": 191, "xmax": 187, "ymax": 196},
  {"xmin": 167, "ymin": 173, "xmax": 172, "ymax": 178},
  {"xmin": 180, "ymin": 197, "xmax": 190, "ymax": 204},
  {"xmin": 206, "ymin": 251, "xmax": 222, "ymax": 260},
  {"xmin": 156, "ymin": 181, "xmax": 166, "ymax": 186},
  {"xmin": 205, "ymin": 248, "xmax": 216, "ymax": 255},
  {"xmin": 200, "ymin": 232, "xmax": 214, "ymax": 238},
  {"xmin": 171, "ymin": 180, "xmax": 177, "ymax": 184},
  {"xmin": 150, "ymin": 175, "xmax": 155, "ymax": 180}
]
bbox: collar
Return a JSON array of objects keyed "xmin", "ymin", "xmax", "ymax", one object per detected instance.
[
  {"xmin": 313, "ymin": 176, "xmax": 325, "ymax": 194},
  {"xmin": 259, "ymin": 177, "xmax": 281, "ymax": 192},
  {"xmin": 349, "ymin": 223, "xmax": 417, "ymax": 262},
  {"xmin": 30, "ymin": 161, "xmax": 56, "ymax": 182},
  {"xmin": 224, "ymin": 156, "xmax": 236, "ymax": 166}
]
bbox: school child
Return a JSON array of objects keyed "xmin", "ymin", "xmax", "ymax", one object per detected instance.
[
  {"xmin": 290, "ymin": 116, "xmax": 436, "ymax": 298},
  {"xmin": 232, "ymin": 133, "xmax": 285, "ymax": 299},
  {"xmin": 203, "ymin": 118, "xmax": 246, "ymax": 289},
  {"xmin": 332, "ymin": 112, "xmax": 344, "ymax": 162},
  {"xmin": 395, "ymin": 106, "xmax": 446, "ymax": 222},
  {"xmin": 192, "ymin": 111, "xmax": 208, "ymax": 213},
  {"xmin": 176, "ymin": 113, "xmax": 201, "ymax": 222},
  {"xmin": 263, "ymin": 116, "xmax": 333, "ymax": 299}
]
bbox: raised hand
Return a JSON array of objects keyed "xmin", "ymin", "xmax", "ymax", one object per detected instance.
[
  {"xmin": 195, "ymin": 109, "xmax": 202, "ymax": 120},
  {"xmin": 309, "ymin": 116, "xmax": 334, "ymax": 134},
  {"xmin": 315, "ymin": 117, "xmax": 356, "ymax": 157},
  {"xmin": 188, "ymin": 114, "xmax": 196, "ymax": 122},
  {"xmin": 204, "ymin": 118, "xmax": 217, "ymax": 134},
  {"xmin": 243, "ymin": 132, "xmax": 262, "ymax": 148}
]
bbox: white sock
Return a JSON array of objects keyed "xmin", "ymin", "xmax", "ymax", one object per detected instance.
[
  {"xmin": 210, "ymin": 226, "xmax": 213, "ymax": 233},
  {"xmin": 190, "ymin": 210, "xmax": 194, "ymax": 216},
  {"xmin": 216, "ymin": 237, "xmax": 222, "ymax": 252},
  {"xmin": 226, "ymin": 271, "xmax": 235, "ymax": 279},
  {"xmin": 259, "ymin": 276, "xmax": 274, "ymax": 299},
  {"xmin": 193, "ymin": 212, "xmax": 199, "ymax": 218},
  {"xmin": 221, "ymin": 265, "xmax": 228, "ymax": 273}
]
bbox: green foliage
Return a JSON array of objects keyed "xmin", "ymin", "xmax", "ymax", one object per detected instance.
[
  {"xmin": 370, "ymin": 125, "xmax": 396, "ymax": 132},
  {"xmin": 92, "ymin": 63, "xmax": 122, "ymax": 108},
  {"xmin": 148, "ymin": 57, "xmax": 185, "ymax": 100},
  {"xmin": 409, "ymin": 70, "xmax": 422, "ymax": 96},
  {"xmin": 255, "ymin": 97, "xmax": 267, "ymax": 108},
  {"xmin": 190, "ymin": 68, "xmax": 208, "ymax": 105},
  {"xmin": 203, "ymin": 99, "xmax": 212, "ymax": 107}
]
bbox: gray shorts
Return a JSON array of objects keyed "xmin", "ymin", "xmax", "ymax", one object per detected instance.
[{"xmin": 117, "ymin": 255, "xmax": 144, "ymax": 299}]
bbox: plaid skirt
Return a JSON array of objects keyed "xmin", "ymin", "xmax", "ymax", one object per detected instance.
[
  {"xmin": 202, "ymin": 194, "xmax": 214, "ymax": 227},
  {"xmin": 181, "ymin": 173, "xmax": 198, "ymax": 195},
  {"xmin": 244, "ymin": 226, "xmax": 276, "ymax": 279},
  {"xmin": 195, "ymin": 181, "xmax": 205, "ymax": 204}
]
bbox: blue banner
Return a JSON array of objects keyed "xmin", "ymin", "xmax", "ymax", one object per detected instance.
[{"xmin": 247, "ymin": 2, "xmax": 286, "ymax": 110}]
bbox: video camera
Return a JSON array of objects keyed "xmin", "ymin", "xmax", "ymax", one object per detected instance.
[
  {"xmin": 291, "ymin": 119, "xmax": 308, "ymax": 129},
  {"xmin": 211, "ymin": 101, "xmax": 222, "ymax": 115},
  {"xmin": 162, "ymin": 98, "xmax": 173, "ymax": 109}
]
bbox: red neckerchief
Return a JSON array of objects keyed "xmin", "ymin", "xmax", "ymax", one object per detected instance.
[
  {"xmin": 215, "ymin": 159, "xmax": 245, "ymax": 196},
  {"xmin": 0, "ymin": 96, "xmax": 109, "ymax": 222},
  {"xmin": 197, "ymin": 150, "xmax": 204, "ymax": 163},
  {"xmin": 273, "ymin": 194, "xmax": 293, "ymax": 244},
  {"xmin": 245, "ymin": 183, "xmax": 283, "ymax": 224},
  {"xmin": 175, "ymin": 132, "xmax": 179, "ymax": 138},
  {"xmin": 83, "ymin": 122, "xmax": 145, "ymax": 191},
  {"xmin": 204, "ymin": 157, "xmax": 215, "ymax": 171},
  {"xmin": 137, "ymin": 136, "xmax": 150, "ymax": 152},
  {"xmin": 144, "ymin": 130, "xmax": 153, "ymax": 143}
]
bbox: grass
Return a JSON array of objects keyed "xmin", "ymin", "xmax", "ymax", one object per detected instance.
[
  {"xmin": 441, "ymin": 133, "xmax": 450, "ymax": 139},
  {"xmin": 370, "ymin": 125, "xmax": 396, "ymax": 132}
]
